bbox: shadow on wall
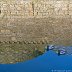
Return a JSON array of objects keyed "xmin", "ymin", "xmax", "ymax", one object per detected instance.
[{"xmin": 0, "ymin": 10, "xmax": 1, "ymax": 14}]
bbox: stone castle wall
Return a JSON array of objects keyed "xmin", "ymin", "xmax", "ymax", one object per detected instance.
[
  {"xmin": 0, "ymin": 0, "xmax": 72, "ymax": 64},
  {"xmin": 0, "ymin": 0, "xmax": 72, "ymax": 45},
  {"xmin": 0, "ymin": 0, "xmax": 72, "ymax": 18}
]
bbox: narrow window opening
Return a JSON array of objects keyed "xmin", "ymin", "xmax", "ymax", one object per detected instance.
[{"xmin": 0, "ymin": 10, "xmax": 1, "ymax": 14}]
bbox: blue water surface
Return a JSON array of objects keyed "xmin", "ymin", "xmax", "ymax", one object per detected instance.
[{"xmin": 0, "ymin": 50, "xmax": 72, "ymax": 72}]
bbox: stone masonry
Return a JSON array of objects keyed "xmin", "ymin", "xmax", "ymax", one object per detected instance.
[
  {"xmin": 0, "ymin": 0, "xmax": 72, "ymax": 64},
  {"xmin": 0, "ymin": 0, "xmax": 72, "ymax": 46},
  {"xmin": 0, "ymin": 0, "xmax": 72, "ymax": 18}
]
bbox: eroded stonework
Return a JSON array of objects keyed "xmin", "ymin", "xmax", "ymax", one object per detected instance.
[{"xmin": 0, "ymin": 0, "xmax": 72, "ymax": 64}]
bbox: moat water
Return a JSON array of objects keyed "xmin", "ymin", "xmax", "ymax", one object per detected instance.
[{"xmin": 0, "ymin": 48, "xmax": 72, "ymax": 72}]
